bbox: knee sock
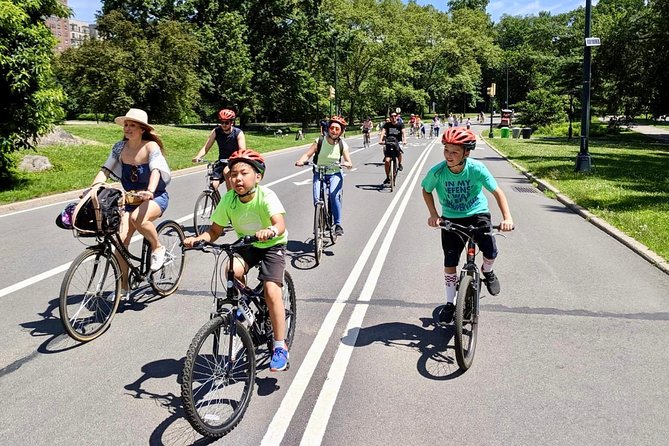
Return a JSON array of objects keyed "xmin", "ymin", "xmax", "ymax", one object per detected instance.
[
  {"xmin": 482, "ymin": 257, "xmax": 495, "ymax": 273},
  {"xmin": 445, "ymin": 273, "xmax": 457, "ymax": 304}
]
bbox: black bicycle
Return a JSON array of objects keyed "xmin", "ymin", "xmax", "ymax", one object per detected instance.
[
  {"xmin": 300, "ymin": 161, "xmax": 342, "ymax": 265},
  {"xmin": 383, "ymin": 137, "xmax": 401, "ymax": 192},
  {"xmin": 181, "ymin": 236, "xmax": 297, "ymax": 438},
  {"xmin": 59, "ymin": 218, "xmax": 186, "ymax": 342},
  {"xmin": 193, "ymin": 159, "xmax": 227, "ymax": 236},
  {"xmin": 438, "ymin": 220, "xmax": 509, "ymax": 370},
  {"xmin": 362, "ymin": 129, "xmax": 371, "ymax": 148}
]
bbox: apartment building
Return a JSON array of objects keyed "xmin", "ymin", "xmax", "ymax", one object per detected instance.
[{"xmin": 45, "ymin": 0, "xmax": 97, "ymax": 52}]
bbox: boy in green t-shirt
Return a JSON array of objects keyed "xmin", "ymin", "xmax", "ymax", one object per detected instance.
[
  {"xmin": 183, "ymin": 149, "xmax": 290, "ymax": 371},
  {"xmin": 422, "ymin": 127, "xmax": 514, "ymax": 325}
]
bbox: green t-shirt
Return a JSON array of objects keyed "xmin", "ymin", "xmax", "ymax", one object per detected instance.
[
  {"xmin": 421, "ymin": 158, "xmax": 498, "ymax": 218},
  {"xmin": 314, "ymin": 137, "xmax": 349, "ymax": 173},
  {"xmin": 212, "ymin": 185, "xmax": 287, "ymax": 248}
]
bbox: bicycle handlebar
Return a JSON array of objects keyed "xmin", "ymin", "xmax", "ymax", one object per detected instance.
[
  {"xmin": 184, "ymin": 235, "xmax": 259, "ymax": 254},
  {"xmin": 438, "ymin": 219, "xmax": 514, "ymax": 234},
  {"xmin": 297, "ymin": 161, "xmax": 343, "ymax": 170}
]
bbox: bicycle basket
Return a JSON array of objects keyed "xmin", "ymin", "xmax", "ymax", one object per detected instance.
[{"xmin": 71, "ymin": 184, "xmax": 125, "ymax": 237}]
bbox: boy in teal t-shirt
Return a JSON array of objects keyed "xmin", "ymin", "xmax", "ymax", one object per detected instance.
[
  {"xmin": 183, "ymin": 149, "xmax": 290, "ymax": 371},
  {"xmin": 422, "ymin": 128, "xmax": 514, "ymax": 325}
]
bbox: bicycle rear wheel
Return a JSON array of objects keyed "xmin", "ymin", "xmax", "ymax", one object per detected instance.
[
  {"xmin": 282, "ymin": 271, "xmax": 298, "ymax": 349},
  {"xmin": 389, "ymin": 158, "xmax": 396, "ymax": 192},
  {"xmin": 193, "ymin": 191, "xmax": 217, "ymax": 236},
  {"xmin": 59, "ymin": 247, "xmax": 121, "ymax": 342},
  {"xmin": 454, "ymin": 274, "xmax": 478, "ymax": 370},
  {"xmin": 313, "ymin": 202, "xmax": 324, "ymax": 265},
  {"xmin": 150, "ymin": 220, "xmax": 186, "ymax": 296},
  {"xmin": 181, "ymin": 315, "xmax": 256, "ymax": 438}
]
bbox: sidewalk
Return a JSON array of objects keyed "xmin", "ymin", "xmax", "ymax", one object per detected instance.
[{"xmin": 630, "ymin": 124, "xmax": 669, "ymax": 142}]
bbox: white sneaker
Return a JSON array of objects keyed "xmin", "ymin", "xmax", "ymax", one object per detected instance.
[
  {"xmin": 107, "ymin": 288, "xmax": 130, "ymax": 302},
  {"xmin": 150, "ymin": 246, "xmax": 166, "ymax": 272}
]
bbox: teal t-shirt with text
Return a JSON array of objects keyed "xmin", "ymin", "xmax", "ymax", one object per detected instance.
[
  {"xmin": 211, "ymin": 185, "xmax": 287, "ymax": 248},
  {"xmin": 421, "ymin": 159, "xmax": 498, "ymax": 218}
]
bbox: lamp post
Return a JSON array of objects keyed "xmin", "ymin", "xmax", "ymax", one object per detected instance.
[
  {"xmin": 575, "ymin": 0, "xmax": 594, "ymax": 172},
  {"xmin": 505, "ymin": 63, "xmax": 509, "ymax": 109},
  {"xmin": 333, "ymin": 33, "xmax": 338, "ymax": 116}
]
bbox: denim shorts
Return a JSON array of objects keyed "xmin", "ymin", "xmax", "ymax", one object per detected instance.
[{"xmin": 125, "ymin": 191, "xmax": 169, "ymax": 216}]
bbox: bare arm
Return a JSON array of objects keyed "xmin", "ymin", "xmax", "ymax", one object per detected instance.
[
  {"xmin": 491, "ymin": 187, "xmax": 514, "ymax": 231},
  {"xmin": 183, "ymin": 221, "xmax": 226, "ymax": 247},
  {"xmin": 237, "ymin": 129, "xmax": 247, "ymax": 150},
  {"xmin": 341, "ymin": 147, "xmax": 353, "ymax": 169},
  {"xmin": 379, "ymin": 128, "xmax": 386, "ymax": 145},
  {"xmin": 295, "ymin": 142, "xmax": 318, "ymax": 166},
  {"xmin": 192, "ymin": 129, "xmax": 217, "ymax": 162},
  {"xmin": 422, "ymin": 189, "xmax": 441, "ymax": 227},
  {"xmin": 256, "ymin": 213, "xmax": 286, "ymax": 241}
]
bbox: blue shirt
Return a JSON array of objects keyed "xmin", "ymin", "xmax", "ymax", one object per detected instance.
[{"xmin": 421, "ymin": 159, "xmax": 498, "ymax": 218}]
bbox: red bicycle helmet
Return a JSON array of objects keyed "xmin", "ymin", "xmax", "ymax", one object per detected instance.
[
  {"xmin": 217, "ymin": 109, "xmax": 236, "ymax": 122},
  {"xmin": 329, "ymin": 115, "xmax": 347, "ymax": 127},
  {"xmin": 228, "ymin": 148, "xmax": 266, "ymax": 174},
  {"xmin": 442, "ymin": 127, "xmax": 477, "ymax": 150}
]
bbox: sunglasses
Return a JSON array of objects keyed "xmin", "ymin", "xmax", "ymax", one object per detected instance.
[
  {"xmin": 220, "ymin": 120, "xmax": 232, "ymax": 125},
  {"xmin": 130, "ymin": 165, "xmax": 139, "ymax": 182},
  {"xmin": 329, "ymin": 125, "xmax": 341, "ymax": 130}
]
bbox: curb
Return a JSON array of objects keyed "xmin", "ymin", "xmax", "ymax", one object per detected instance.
[{"xmin": 481, "ymin": 136, "xmax": 669, "ymax": 276}]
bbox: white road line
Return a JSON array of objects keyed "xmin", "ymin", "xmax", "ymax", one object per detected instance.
[
  {"xmin": 261, "ymin": 140, "xmax": 437, "ymax": 446},
  {"xmin": 299, "ymin": 142, "xmax": 435, "ymax": 445}
]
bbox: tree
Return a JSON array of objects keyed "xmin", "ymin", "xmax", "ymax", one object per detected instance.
[
  {"xmin": 0, "ymin": 0, "xmax": 69, "ymax": 184},
  {"xmin": 514, "ymin": 88, "xmax": 566, "ymax": 128}
]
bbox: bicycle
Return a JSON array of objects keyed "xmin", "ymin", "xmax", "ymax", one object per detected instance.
[
  {"xmin": 193, "ymin": 159, "xmax": 227, "ymax": 236},
  {"xmin": 300, "ymin": 161, "xmax": 342, "ymax": 265},
  {"xmin": 181, "ymin": 235, "xmax": 297, "ymax": 438},
  {"xmin": 362, "ymin": 129, "xmax": 371, "ymax": 148},
  {"xmin": 438, "ymin": 220, "xmax": 509, "ymax": 370},
  {"xmin": 383, "ymin": 137, "xmax": 401, "ymax": 192},
  {"xmin": 59, "ymin": 211, "xmax": 186, "ymax": 342}
]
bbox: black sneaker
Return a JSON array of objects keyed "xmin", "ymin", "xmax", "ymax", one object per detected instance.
[
  {"xmin": 383, "ymin": 178, "xmax": 391, "ymax": 185},
  {"xmin": 397, "ymin": 164, "xmax": 403, "ymax": 171},
  {"xmin": 334, "ymin": 225, "xmax": 344, "ymax": 236},
  {"xmin": 483, "ymin": 271, "xmax": 501, "ymax": 295},
  {"xmin": 437, "ymin": 302, "xmax": 455, "ymax": 325}
]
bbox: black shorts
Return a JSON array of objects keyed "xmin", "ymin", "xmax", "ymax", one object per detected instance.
[
  {"xmin": 440, "ymin": 213, "xmax": 498, "ymax": 268},
  {"xmin": 236, "ymin": 244, "xmax": 286, "ymax": 286},
  {"xmin": 383, "ymin": 143, "xmax": 403, "ymax": 158}
]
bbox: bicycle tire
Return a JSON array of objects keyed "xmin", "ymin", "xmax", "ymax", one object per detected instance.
[
  {"xmin": 328, "ymin": 196, "xmax": 338, "ymax": 244},
  {"xmin": 181, "ymin": 315, "xmax": 256, "ymax": 438},
  {"xmin": 59, "ymin": 247, "xmax": 121, "ymax": 342},
  {"xmin": 392, "ymin": 157, "xmax": 398, "ymax": 189},
  {"xmin": 193, "ymin": 191, "xmax": 217, "ymax": 236},
  {"xmin": 272, "ymin": 270, "xmax": 297, "ymax": 350},
  {"xmin": 454, "ymin": 274, "xmax": 478, "ymax": 370},
  {"xmin": 150, "ymin": 220, "xmax": 186, "ymax": 296},
  {"xmin": 389, "ymin": 158, "xmax": 396, "ymax": 192},
  {"xmin": 313, "ymin": 202, "xmax": 324, "ymax": 265}
]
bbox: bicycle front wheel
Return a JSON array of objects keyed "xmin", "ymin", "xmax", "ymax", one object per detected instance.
[
  {"xmin": 313, "ymin": 202, "xmax": 324, "ymax": 265},
  {"xmin": 193, "ymin": 191, "xmax": 217, "ymax": 236},
  {"xmin": 59, "ymin": 247, "xmax": 121, "ymax": 342},
  {"xmin": 150, "ymin": 220, "xmax": 186, "ymax": 296},
  {"xmin": 389, "ymin": 158, "xmax": 396, "ymax": 192},
  {"xmin": 181, "ymin": 316, "xmax": 256, "ymax": 438},
  {"xmin": 454, "ymin": 274, "xmax": 478, "ymax": 370}
]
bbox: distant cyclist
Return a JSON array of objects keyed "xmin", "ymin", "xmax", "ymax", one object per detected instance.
[
  {"xmin": 361, "ymin": 116, "xmax": 373, "ymax": 145},
  {"xmin": 192, "ymin": 108, "xmax": 246, "ymax": 191},
  {"xmin": 295, "ymin": 115, "xmax": 353, "ymax": 236},
  {"xmin": 379, "ymin": 111, "xmax": 406, "ymax": 185}
]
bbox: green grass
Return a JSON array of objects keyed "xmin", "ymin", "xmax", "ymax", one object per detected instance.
[
  {"xmin": 486, "ymin": 130, "xmax": 669, "ymax": 261},
  {"xmin": 1, "ymin": 123, "xmax": 321, "ymax": 204}
]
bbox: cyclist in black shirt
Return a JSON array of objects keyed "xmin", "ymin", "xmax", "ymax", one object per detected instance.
[
  {"xmin": 379, "ymin": 112, "xmax": 406, "ymax": 185},
  {"xmin": 192, "ymin": 108, "xmax": 246, "ymax": 190}
]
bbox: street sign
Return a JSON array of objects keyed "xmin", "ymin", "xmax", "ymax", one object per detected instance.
[{"xmin": 585, "ymin": 37, "xmax": 601, "ymax": 46}]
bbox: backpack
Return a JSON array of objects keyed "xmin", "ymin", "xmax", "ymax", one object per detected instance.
[
  {"xmin": 313, "ymin": 135, "xmax": 344, "ymax": 165},
  {"xmin": 71, "ymin": 184, "xmax": 125, "ymax": 236}
]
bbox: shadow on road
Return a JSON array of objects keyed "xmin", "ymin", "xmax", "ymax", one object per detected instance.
[{"xmin": 341, "ymin": 305, "xmax": 465, "ymax": 380}]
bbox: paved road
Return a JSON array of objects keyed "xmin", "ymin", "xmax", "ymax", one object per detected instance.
[{"xmin": 1, "ymin": 128, "xmax": 668, "ymax": 445}]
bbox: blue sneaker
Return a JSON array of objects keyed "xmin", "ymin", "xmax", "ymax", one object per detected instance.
[{"xmin": 270, "ymin": 347, "xmax": 289, "ymax": 372}]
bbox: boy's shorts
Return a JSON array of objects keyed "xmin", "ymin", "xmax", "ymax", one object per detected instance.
[
  {"xmin": 440, "ymin": 213, "xmax": 498, "ymax": 268},
  {"xmin": 236, "ymin": 244, "xmax": 286, "ymax": 286}
]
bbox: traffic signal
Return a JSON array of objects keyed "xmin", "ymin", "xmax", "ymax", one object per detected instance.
[
  {"xmin": 328, "ymin": 86, "xmax": 335, "ymax": 100},
  {"xmin": 486, "ymin": 87, "xmax": 492, "ymax": 96},
  {"xmin": 487, "ymin": 83, "xmax": 496, "ymax": 97}
]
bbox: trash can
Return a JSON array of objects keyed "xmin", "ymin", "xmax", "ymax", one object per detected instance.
[
  {"xmin": 512, "ymin": 127, "xmax": 521, "ymax": 138},
  {"xmin": 500, "ymin": 127, "xmax": 510, "ymax": 138},
  {"xmin": 521, "ymin": 127, "xmax": 532, "ymax": 139}
]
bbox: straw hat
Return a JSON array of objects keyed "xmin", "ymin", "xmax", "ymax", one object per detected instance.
[{"xmin": 114, "ymin": 108, "xmax": 154, "ymax": 131}]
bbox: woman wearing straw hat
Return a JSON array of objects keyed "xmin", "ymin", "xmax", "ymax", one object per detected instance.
[{"xmin": 89, "ymin": 108, "xmax": 172, "ymax": 299}]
